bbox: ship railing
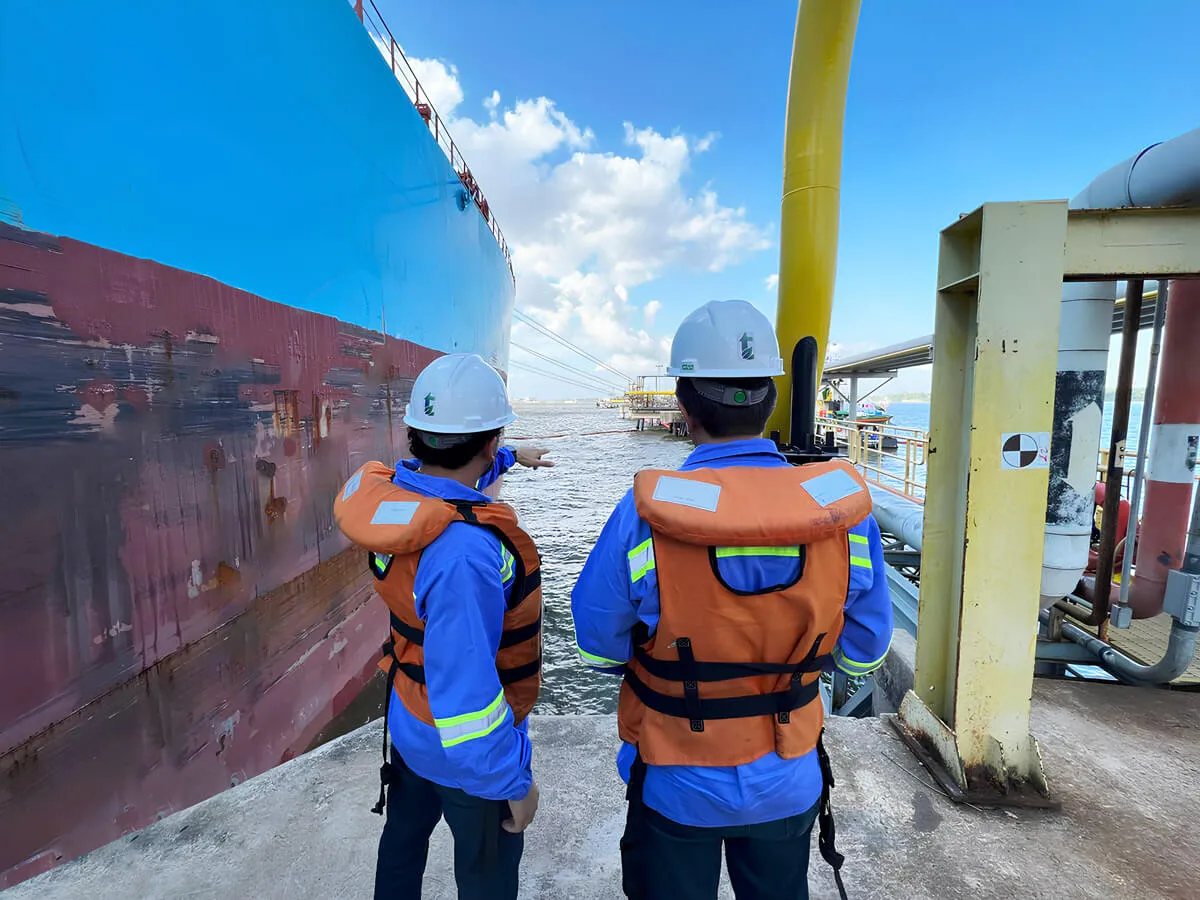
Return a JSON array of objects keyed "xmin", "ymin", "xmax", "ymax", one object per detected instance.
[
  {"xmin": 353, "ymin": 0, "xmax": 513, "ymax": 279},
  {"xmin": 816, "ymin": 415, "xmax": 929, "ymax": 502}
]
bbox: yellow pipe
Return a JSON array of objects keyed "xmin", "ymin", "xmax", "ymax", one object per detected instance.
[{"xmin": 766, "ymin": 0, "xmax": 862, "ymax": 441}]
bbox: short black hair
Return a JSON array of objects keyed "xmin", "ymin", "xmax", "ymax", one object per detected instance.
[
  {"xmin": 676, "ymin": 377, "xmax": 777, "ymax": 438},
  {"xmin": 408, "ymin": 428, "xmax": 501, "ymax": 470}
]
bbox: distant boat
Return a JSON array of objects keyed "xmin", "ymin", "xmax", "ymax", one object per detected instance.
[{"xmin": 819, "ymin": 396, "xmax": 893, "ymax": 426}]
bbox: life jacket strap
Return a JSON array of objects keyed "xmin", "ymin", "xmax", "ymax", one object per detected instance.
[
  {"xmin": 388, "ymin": 653, "xmax": 542, "ymax": 687},
  {"xmin": 622, "ymin": 666, "xmax": 821, "ymax": 726},
  {"xmin": 628, "ymin": 633, "xmax": 829, "ymax": 731},
  {"xmin": 389, "ymin": 612, "xmax": 426, "ymax": 646},
  {"xmin": 632, "ymin": 645, "xmax": 827, "ymax": 682},
  {"xmin": 388, "ymin": 610, "xmax": 541, "ymax": 651},
  {"xmin": 816, "ymin": 729, "xmax": 849, "ymax": 900},
  {"xmin": 499, "ymin": 614, "xmax": 541, "ymax": 649},
  {"xmin": 371, "ymin": 639, "xmax": 400, "ymax": 816},
  {"xmin": 387, "ymin": 609, "xmax": 540, "ymax": 683}
]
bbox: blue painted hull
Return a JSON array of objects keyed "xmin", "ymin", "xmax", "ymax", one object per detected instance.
[
  {"xmin": 0, "ymin": 0, "xmax": 514, "ymax": 886},
  {"xmin": 0, "ymin": 0, "xmax": 513, "ymax": 367}
]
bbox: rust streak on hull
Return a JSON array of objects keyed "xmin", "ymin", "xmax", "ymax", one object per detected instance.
[{"xmin": 0, "ymin": 223, "xmax": 431, "ymax": 888}]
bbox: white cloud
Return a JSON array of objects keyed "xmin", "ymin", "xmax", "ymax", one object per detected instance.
[
  {"xmin": 374, "ymin": 40, "xmax": 772, "ymax": 397},
  {"xmin": 407, "ymin": 57, "xmax": 463, "ymax": 116},
  {"xmin": 765, "ymin": 273, "xmax": 779, "ymax": 292}
]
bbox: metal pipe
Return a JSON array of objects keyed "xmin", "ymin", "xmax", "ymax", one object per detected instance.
[
  {"xmin": 1129, "ymin": 279, "xmax": 1200, "ymax": 618},
  {"xmin": 867, "ymin": 484, "xmax": 924, "ymax": 550},
  {"xmin": 1058, "ymin": 617, "xmax": 1199, "ymax": 686},
  {"xmin": 767, "ymin": 0, "xmax": 862, "ymax": 441},
  {"xmin": 1043, "ymin": 127, "xmax": 1200, "ymax": 607},
  {"xmin": 1081, "ymin": 279, "xmax": 1144, "ymax": 631},
  {"xmin": 1052, "ymin": 467, "xmax": 1200, "ymax": 685},
  {"xmin": 1115, "ymin": 282, "xmax": 1169, "ymax": 616}
]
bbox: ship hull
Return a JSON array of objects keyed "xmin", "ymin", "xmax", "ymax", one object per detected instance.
[
  {"xmin": 0, "ymin": 0, "xmax": 515, "ymax": 886},
  {"xmin": 0, "ymin": 226, "xmax": 436, "ymax": 887}
]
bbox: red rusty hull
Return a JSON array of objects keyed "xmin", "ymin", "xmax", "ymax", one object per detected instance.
[{"xmin": 0, "ymin": 224, "xmax": 438, "ymax": 888}]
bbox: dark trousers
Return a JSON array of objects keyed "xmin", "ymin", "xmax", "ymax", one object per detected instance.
[
  {"xmin": 374, "ymin": 748, "xmax": 523, "ymax": 900},
  {"xmin": 621, "ymin": 776, "xmax": 819, "ymax": 900}
]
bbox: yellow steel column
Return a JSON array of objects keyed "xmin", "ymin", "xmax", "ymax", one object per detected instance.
[
  {"xmin": 766, "ymin": 0, "xmax": 862, "ymax": 441},
  {"xmin": 899, "ymin": 202, "xmax": 1067, "ymax": 798}
]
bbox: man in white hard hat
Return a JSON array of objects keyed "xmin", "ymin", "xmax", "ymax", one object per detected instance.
[
  {"xmin": 334, "ymin": 353, "xmax": 550, "ymax": 900},
  {"xmin": 572, "ymin": 300, "xmax": 893, "ymax": 900}
]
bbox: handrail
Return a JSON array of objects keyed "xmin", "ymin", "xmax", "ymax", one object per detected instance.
[
  {"xmin": 817, "ymin": 415, "xmax": 929, "ymax": 502},
  {"xmin": 820, "ymin": 413, "xmax": 1200, "ymax": 510},
  {"xmin": 352, "ymin": 0, "xmax": 513, "ymax": 279}
]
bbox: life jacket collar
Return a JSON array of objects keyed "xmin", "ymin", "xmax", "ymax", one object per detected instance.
[{"xmin": 632, "ymin": 459, "xmax": 872, "ymax": 547}]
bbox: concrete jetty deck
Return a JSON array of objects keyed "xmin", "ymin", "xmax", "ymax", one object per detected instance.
[{"xmin": 10, "ymin": 679, "xmax": 1199, "ymax": 899}]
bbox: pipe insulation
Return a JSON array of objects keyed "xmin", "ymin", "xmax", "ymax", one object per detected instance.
[{"xmin": 868, "ymin": 484, "xmax": 924, "ymax": 551}]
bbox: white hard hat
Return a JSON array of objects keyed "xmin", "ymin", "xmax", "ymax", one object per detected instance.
[
  {"xmin": 666, "ymin": 299, "xmax": 784, "ymax": 378},
  {"xmin": 403, "ymin": 353, "xmax": 517, "ymax": 434}
]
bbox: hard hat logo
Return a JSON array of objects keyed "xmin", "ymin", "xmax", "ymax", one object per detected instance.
[
  {"xmin": 666, "ymin": 299, "xmax": 784, "ymax": 379},
  {"xmin": 739, "ymin": 332, "xmax": 755, "ymax": 360},
  {"xmin": 402, "ymin": 353, "xmax": 518, "ymax": 435}
]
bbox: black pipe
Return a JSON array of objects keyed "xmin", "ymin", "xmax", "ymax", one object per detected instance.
[{"xmin": 790, "ymin": 337, "xmax": 819, "ymax": 451}]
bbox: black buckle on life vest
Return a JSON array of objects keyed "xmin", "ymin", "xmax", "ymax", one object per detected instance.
[
  {"xmin": 779, "ymin": 636, "xmax": 826, "ymax": 724},
  {"xmin": 623, "ymin": 633, "xmax": 828, "ymax": 729},
  {"xmin": 622, "ymin": 667, "xmax": 821, "ymax": 723},
  {"xmin": 674, "ymin": 637, "xmax": 704, "ymax": 733}
]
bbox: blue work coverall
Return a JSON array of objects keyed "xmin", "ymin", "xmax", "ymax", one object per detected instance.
[
  {"xmin": 374, "ymin": 447, "xmax": 530, "ymax": 900},
  {"xmin": 571, "ymin": 438, "xmax": 893, "ymax": 899}
]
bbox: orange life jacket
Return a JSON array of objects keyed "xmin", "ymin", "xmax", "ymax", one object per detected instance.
[
  {"xmin": 617, "ymin": 460, "xmax": 871, "ymax": 767},
  {"xmin": 333, "ymin": 462, "xmax": 542, "ymax": 727}
]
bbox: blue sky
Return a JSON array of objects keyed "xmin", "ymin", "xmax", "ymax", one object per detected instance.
[{"xmin": 376, "ymin": 0, "xmax": 1200, "ymax": 398}]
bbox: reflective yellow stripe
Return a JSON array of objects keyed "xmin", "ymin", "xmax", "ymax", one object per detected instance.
[
  {"xmin": 500, "ymin": 547, "xmax": 516, "ymax": 582},
  {"xmin": 833, "ymin": 641, "xmax": 891, "ymax": 677},
  {"xmin": 628, "ymin": 538, "xmax": 656, "ymax": 584},
  {"xmin": 433, "ymin": 690, "xmax": 510, "ymax": 748},
  {"xmin": 578, "ymin": 646, "xmax": 627, "ymax": 668},
  {"xmin": 849, "ymin": 532, "xmax": 871, "ymax": 570},
  {"xmin": 714, "ymin": 546, "xmax": 801, "ymax": 559}
]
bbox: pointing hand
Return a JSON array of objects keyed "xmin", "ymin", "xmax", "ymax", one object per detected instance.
[{"xmin": 515, "ymin": 447, "xmax": 554, "ymax": 469}]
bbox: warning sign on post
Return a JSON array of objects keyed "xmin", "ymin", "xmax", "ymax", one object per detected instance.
[{"xmin": 1001, "ymin": 432, "xmax": 1050, "ymax": 470}]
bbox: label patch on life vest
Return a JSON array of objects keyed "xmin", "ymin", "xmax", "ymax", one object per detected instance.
[
  {"xmin": 652, "ymin": 475, "xmax": 721, "ymax": 512},
  {"xmin": 371, "ymin": 500, "xmax": 421, "ymax": 525},
  {"xmin": 342, "ymin": 470, "xmax": 363, "ymax": 501},
  {"xmin": 800, "ymin": 468, "xmax": 862, "ymax": 507}
]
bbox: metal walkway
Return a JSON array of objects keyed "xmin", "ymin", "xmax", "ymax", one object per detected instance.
[{"xmin": 822, "ymin": 284, "xmax": 1163, "ymax": 380}]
